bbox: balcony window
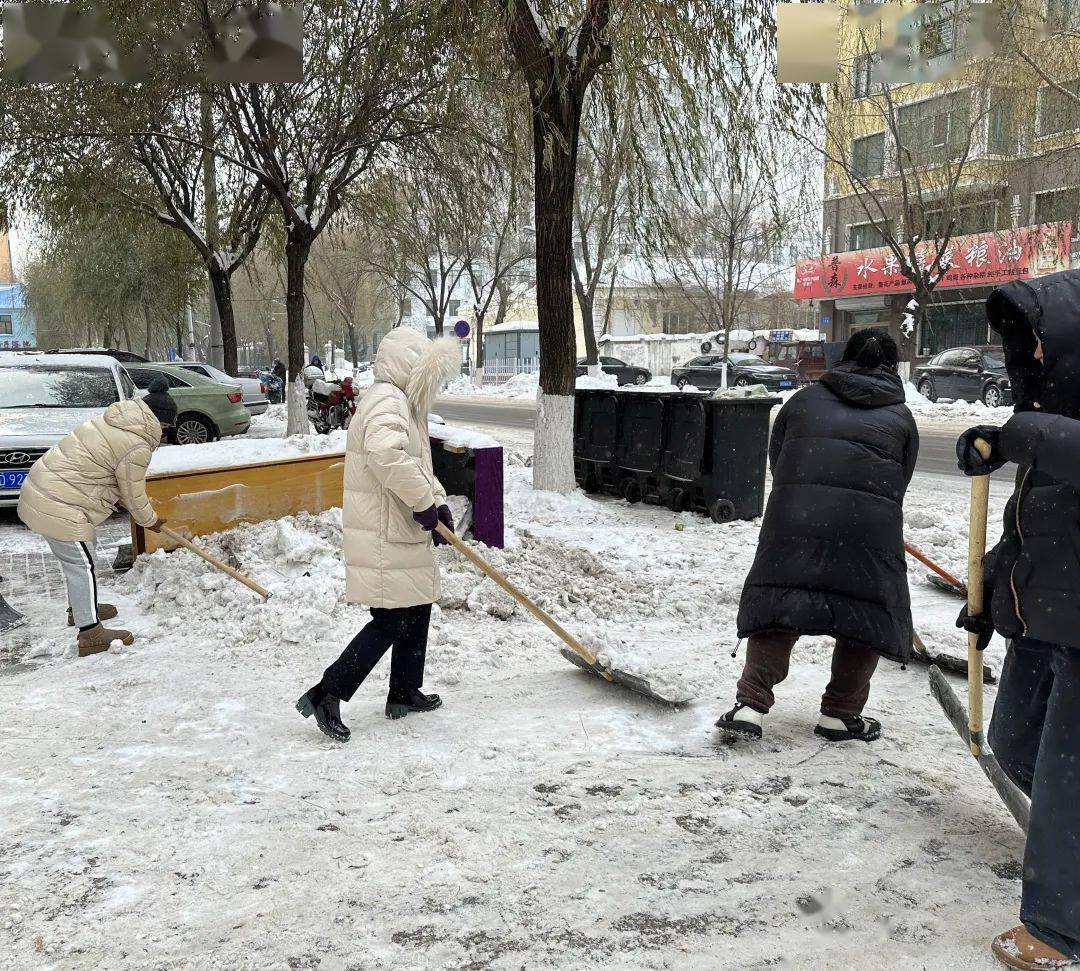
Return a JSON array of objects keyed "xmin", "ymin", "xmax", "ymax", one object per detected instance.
[
  {"xmin": 848, "ymin": 222, "xmax": 887, "ymax": 250},
  {"xmin": 1034, "ymin": 187, "xmax": 1080, "ymax": 227},
  {"xmin": 0, "ymin": 315, "xmax": 11, "ymax": 336},
  {"xmin": 986, "ymin": 94, "xmax": 1017, "ymax": 155},
  {"xmin": 851, "ymin": 132, "xmax": 885, "ymax": 179},
  {"xmin": 1036, "ymin": 80, "xmax": 1080, "ymax": 137},
  {"xmin": 853, "ymin": 53, "xmax": 880, "ymax": 99}
]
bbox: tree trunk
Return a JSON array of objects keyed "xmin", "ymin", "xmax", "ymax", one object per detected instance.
[
  {"xmin": 141, "ymin": 301, "xmax": 153, "ymax": 360},
  {"xmin": 121, "ymin": 314, "xmax": 133, "ymax": 353},
  {"xmin": 531, "ymin": 97, "xmax": 582, "ymax": 493},
  {"xmin": 209, "ymin": 264, "xmax": 239, "ymax": 376},
  {"xmin": 175, "ymin": 316, "xmax": 184, "ymax": 360},
  {"xmin": 345, "ymin": 321, "xmax": 360, "ymax": 370},
  {"xmin": 285, "ymin": 233, "xmax": 312, "ymax": 436},
  {"xmin": 263, "ymin": 324, "xmax": 275, "ymax": 363}
]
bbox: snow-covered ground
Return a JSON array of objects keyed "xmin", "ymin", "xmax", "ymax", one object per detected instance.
[{"xmin": 0, "ymin": 420, "xmax": 1023, "ymax": 968}]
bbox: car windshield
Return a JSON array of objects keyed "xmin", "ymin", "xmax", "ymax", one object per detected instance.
[
  {"xmin": 729, "ymin": 354, "xmax": 769, "ymax": 367},
  {"xmin": 0, "ymin": 366, "xmax": 119, "ymax": 409}
]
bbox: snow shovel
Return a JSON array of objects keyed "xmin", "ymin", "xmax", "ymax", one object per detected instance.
[
  {"xmin": 910, "ymin": 629, "xmax": 995, "ymax": 685},
  {"xmin": 904, "ymin": 542, "xmax": 968, "ymax": 599},
  {"xmin": 159, "ymin": 526, "xmax": 272, "ymax": 601},
  {"xmin": 434, "ymin": 522, "xmax": 679, "ymax": 704},
  {"xmin": 0, "ymin": 588, "xmax": 26, "ymax": 633},
  {"xmin": 927, "ymin": 438, "xmax": 1030, "ymax": 832}
]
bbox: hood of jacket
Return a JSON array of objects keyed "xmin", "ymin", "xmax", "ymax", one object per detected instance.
[
  {"xmin": 819, "ymin": 361, "xmax": 906, "ymax": 408},
  {"xmin": 103, "ymin": 398, "xmax": 163, "ymax": 448},
  {"xmin": 373, "ymin": 328, "xmax": 460, "ymax": 412},
  {"xmin": 987, "ymin": 268, "xmax": 1080, "ymax": 418}
]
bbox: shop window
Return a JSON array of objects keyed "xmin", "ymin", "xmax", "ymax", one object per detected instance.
[
  {"xmin": 0, "ymin": 315, "xmax": 11, "ymax": 336},
  {"xmin": 923, "ymin": 201, "xmax": 998, "ymax": 238},
  {"xmin": 851, "ymin": 133, "xmax": 885, "ymax": 179},
  {"xmin": 1036, "ymin": 80, "xmax": 1080, "ymax": 137},
  {"xmin": 848, "ymin": 222, "xmax": 887, "ymax": 251},
  {"xmin": 922, "ymin": 300, "xmax": 990, "ymax": 355}
]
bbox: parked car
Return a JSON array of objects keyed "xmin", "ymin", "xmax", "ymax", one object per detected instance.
[
  {"xmin": 770, "ymin": 340, "xmax": 827, "ymax": 384},
  {"xmin": 670, "ymin": 353, "xmax": 798, "ymax": 392},
  {"xmin": 575, "ymin": 355, "xmax": 652, "ymax": 386},
  {"xmin": 912, "ymin": 345, "xmax": 1012, "ymax": 407},
  {"xmin": 125, "ymin": 363, "xmax": 251, "ymax": 444},
  {"xmin": 166, "ymin": 361, "xmax": 269, "ymax": 416},
  {"xmin": 0, "ymin": 352, "xmax": 139, "ymax": 508},
  {"xmin": 45, "ymin": 347, "xmax": 149, "ymax": 363},
  {"xmin": 239, "ymin": 366, "xmax": 284, "ymax": 404}
]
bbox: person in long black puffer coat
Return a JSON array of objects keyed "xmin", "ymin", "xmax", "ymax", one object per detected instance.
[
  {"xmin": 954, "ymin": 268, "xmax": 1080, "ymax": 970},
  {"xmin": 718, "ymin": 328, "xmax": 919, "ymax": 743}
]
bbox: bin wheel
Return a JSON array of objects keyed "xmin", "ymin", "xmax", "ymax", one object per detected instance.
[
  {"xmin": 582, "ymin": 472, "xmax": 601, "ymax": 494},
  {"xmin": 622, "ymin": 480, "xmax": 643, "ymax": 504},
  {"xmin": 709, "ymin": 498, "xmax": 737, "ymax": 524},
  {"xmin": 676, "ymin": 377, "xmax": 689, "ymax": 390},
  {"xmin": 666, "ymin": 489, "xmax": 690, "ymax": 513}
]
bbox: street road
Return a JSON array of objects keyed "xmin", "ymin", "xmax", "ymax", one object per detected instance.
[{"xmin": 433, "ymin": 396, "xmax": 985, "ymax": 479}]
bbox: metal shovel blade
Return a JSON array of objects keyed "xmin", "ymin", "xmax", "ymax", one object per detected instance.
[
  {"xmin": 0, "ymin": 592, "xmax": 27, "ymax": 633},
  {"xmin": 559, "ymin": 646, "xmax": 687, "ymax": 705},
  {"xmin": 928, "ymin": 665, "xmax": 1030, "ymax": 833}
]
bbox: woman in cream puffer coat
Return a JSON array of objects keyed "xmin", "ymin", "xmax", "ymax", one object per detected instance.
[{"xmin": 297, "ymin": 328, "xmax": 460, "ymax": 742}]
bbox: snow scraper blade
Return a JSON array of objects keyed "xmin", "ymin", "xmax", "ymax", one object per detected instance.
[
  {"xmin": 0, "ymin": 590, "xmax": 26, "ymax": 633},
  {"xmin": 929, "ymin": 665, "xmax": 1030, "ymax": 833},
  {"xmin": 434, "ymin": 523, "xmax": 685, "ymax": 705},
  {"xmin": 557, "ymin": 646, "xmax": 690, "ymax": 706}
]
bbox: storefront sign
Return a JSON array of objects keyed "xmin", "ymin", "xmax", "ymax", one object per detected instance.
[{"xmin": 795, "ymin": 222, "xmax": 1072, "ymax": 300}]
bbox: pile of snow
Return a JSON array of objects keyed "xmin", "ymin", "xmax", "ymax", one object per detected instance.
[
  {"xmin": 150, "ymin": 428, "xmax": 348, "ymax": 475},
  {"xmin": 903, "ymin": 382, "xmax": 1013, "ymax": 424}
]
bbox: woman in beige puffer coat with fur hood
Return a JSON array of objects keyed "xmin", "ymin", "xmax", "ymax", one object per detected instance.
[{"xmin": 297, "ymin": 328, "xmax": 460, "ymax": 742}]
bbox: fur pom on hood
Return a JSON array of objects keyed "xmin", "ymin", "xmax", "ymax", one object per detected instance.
[{"xmin": 373, "ymin": 328, "xmax": 460, "ymax": 413}]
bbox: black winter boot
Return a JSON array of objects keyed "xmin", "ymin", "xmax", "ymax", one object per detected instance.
[
  {"xmin": 385, "ymin": 687, "xmax": 443, "ymax": 720},
  {"xmin": 296, "ymin": 685, "xmax": 351, "ymax": 742}
]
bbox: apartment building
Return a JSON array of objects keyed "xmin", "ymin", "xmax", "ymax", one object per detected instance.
[{"xmin": 797, "ymin": 0, "xmax": 1080, "ymax": 356}]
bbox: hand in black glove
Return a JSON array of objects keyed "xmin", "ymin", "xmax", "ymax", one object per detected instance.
[
  {"xmin": 956, "ymin": 604, "xmax": 995, "ymax": 652},
  {"xmin": 956, "ymin": 425, "xmax": 1006, "ymax": 476},
  {"xmin": 433, "ymin": 504, "xmax": 454, "ymax": 546},
  {"xmin": 412, "ymin": 504, "xmax": 439, "ymax": 531}
]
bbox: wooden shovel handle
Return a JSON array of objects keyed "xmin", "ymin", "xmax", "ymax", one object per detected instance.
[
  {"xmin": 159, "ymin": 526, "xmax": 271, "ymax": 601},
  {"xmin": 904, "ymin": 542, "xmax": 965, "ymax": 592},
  {"xmin": 967, "ymin": 438, "xmax": 993, "ymax": 756},
  {"xmin": 434, "ymin": 522, "xmax": 610, "ymax": 677}
]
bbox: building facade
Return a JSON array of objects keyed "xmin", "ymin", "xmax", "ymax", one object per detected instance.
[{"xmin": 0, "ymin": 232, "xmax": 35, "ymax": 350}]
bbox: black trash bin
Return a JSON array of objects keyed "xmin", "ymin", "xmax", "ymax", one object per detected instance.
[
  {"xmin": 574, "ymin": 389, "xmax": 780, "ymax": 522},
  {"xmin": 573, "ymin": 390, "xmax": 619, "ymax": 494}
]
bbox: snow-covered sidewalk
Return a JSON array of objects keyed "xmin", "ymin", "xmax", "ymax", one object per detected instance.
[{"xmin": 0, "ymin": 443, "xmax": 1023, "ymax": 968}]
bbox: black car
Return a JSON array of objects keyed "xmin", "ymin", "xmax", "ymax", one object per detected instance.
[
  {"xmin": 912, "ymin": 345, "xmax": 1012, "ymax": 407},
  {"xmin": 575, "ymin": 355, "xmax": 652, "ymax": 386},
  {"xmin": 46, "ymin": 347, "xmax": 149, "ymax": 364},
  {"xmin": 670, "ymin": 353, "xmax": 798, "ymax": 392}
]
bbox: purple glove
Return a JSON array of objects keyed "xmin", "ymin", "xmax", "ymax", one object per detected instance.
[
  {"xmin": 412, "ymin": 504, "xmax": 439, "ymax": 531},
  {"xmin": 434, "ymin": 504, "xmax": 454, "ymax": 546}
]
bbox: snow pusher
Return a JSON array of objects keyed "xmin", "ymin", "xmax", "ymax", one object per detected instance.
[
  {"xmin": 159, "ymin": 526, "xmax": 272, "ymax": 601},
  {"xmin": 910, "ymin": 629, "xmax": 995, "ymax": 685},
  {"xmin": 434, "ymin": 522, "xmax": 686, "ymax": 704},
  {"xmin": 928, "ymin": 439, "xmax": 1029, "ymax": 832}
]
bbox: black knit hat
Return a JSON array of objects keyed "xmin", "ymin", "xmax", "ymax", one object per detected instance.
[{"xmin": 143, "ymin": 377, "xmax": 178, "ymax": 425}]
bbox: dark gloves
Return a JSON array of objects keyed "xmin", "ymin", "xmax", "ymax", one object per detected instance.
[
  {"xmin": 956, "ymin": 425, "xmax": 1006, "ymax": 476},
  {"xmin": 956, "ymin": 604, "xmax": 995, "ymax": 652},
  {"xmin": 412, "ymin": 504, "xmax": 439, "ymax": 531},
  {"xmin": 433, "ymin": 504, "xmax": 454, "ymax": 546}
]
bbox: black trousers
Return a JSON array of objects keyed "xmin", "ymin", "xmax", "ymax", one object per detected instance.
[
  {"xmin": 989, "ymin": 637, "xmax": 1080, "ymax": 959},
  {"xmin": 321, "ymin": 604, "xmax": 432, "ymax": 703}
]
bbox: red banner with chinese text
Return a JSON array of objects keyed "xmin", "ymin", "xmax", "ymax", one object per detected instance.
[{"xmin": 794, "ymin": 223, "xmax": 1073, "ymax": 300}]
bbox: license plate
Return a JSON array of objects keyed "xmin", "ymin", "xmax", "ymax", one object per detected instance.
[
  {"xmin": 778, "ymin": 380, "xmax": 794, "ymax": 389},
  {"xmin": 0, "ymin": 470, "xmax": 28, "ymax": 490}
]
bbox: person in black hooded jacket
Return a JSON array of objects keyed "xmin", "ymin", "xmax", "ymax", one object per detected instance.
[
  {"xmin": 955, "ymin": 267, "xmax": 1080, "ymax": 970},
  {"xmin": 719, "ymin": 329, "xmax": 919, "ymax": 743}
]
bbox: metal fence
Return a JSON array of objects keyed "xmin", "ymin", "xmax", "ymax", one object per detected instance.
[{"xmin": 481, "ymin": 358, "xmax": 539, "ymax": 384}]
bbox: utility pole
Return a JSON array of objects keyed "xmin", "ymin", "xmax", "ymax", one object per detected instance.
[
  {"xmin": 201, "ymin": 90, "xmax": 223, "ymax": 370},
  {"xmin": 185, "ymin": 302, "xmax": 197, "ymax": 359}
]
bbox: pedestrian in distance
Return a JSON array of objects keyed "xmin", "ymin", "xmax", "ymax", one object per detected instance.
[
  {"xmin": 16, "ymin": 379, "xmax": 176, "ymax": 656},
  {"xmin": 956, "ymin": 268, "xmax": 1080, "ymax": 971},
  {"xmin": 302, "ymin": 355, "xmax": 324, "ymax": 389},
  {"xmin": 297, "ymin": 329, "xmax": 460, "ymax": 742},
  {"xmin": 719, "ymin": 328, "xmax": 919, "ymax": 742}
]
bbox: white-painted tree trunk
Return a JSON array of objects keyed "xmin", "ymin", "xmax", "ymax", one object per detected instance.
[
  {"xmin": 473, "ymin": 366, "xmax": 485, "ymax": 389},
  {"xmin": 532, "ymin": 393, "xmax": 576, "ymax": 493},
  {"xmin": 286, "ymin": 376, "xmax": 310, "ymax": 437}
]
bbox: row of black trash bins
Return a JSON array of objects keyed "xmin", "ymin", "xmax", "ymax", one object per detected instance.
[{"xmin": 573, "ymin": 388, "xmax": 780, "ymax": 523}]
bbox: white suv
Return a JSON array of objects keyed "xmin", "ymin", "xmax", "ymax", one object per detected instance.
[{"xmin": 0, "ymin": 353, "xmax": 138, "ymax": 508}]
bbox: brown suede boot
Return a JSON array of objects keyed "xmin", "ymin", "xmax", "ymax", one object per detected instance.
[
  {"xmin": 67, "ymin": 604, "xmax": 118, "ymax": 627},
  {"xmin": 77, "ymin": 624, "xmax": 134, "ymax": 657},
  {"xmin": 992, "ymin": 926, "xmax": 1073, "ymax": 969}
]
